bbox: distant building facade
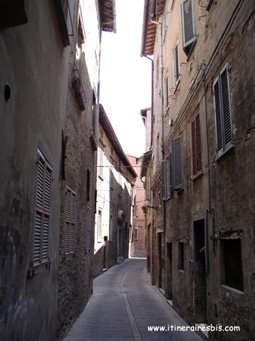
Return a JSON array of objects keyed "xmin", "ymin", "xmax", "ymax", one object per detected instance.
[
  {"xmin": 141, "ymin": 0, "xmax": 255, "ymax": 339},
  {"xmin": 93, "ymin": 105, "xmax": 136, "ymax": 277},
  {"xmin": 127, "ymin": 155, "xmax": 146, "ymax": 258},
  {"xmin": 0, "ymin": 0, "xmax": 115, "ymax": 340}
]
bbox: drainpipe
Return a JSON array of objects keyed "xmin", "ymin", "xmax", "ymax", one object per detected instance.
[{"xmin": 144, "ymin": 55, "xmax": 154, "ymax": 150}]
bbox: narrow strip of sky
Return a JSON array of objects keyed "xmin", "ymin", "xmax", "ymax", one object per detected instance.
[{"xmin": 100, "ymin": 0, "xmax": 151, "ymax": 158}]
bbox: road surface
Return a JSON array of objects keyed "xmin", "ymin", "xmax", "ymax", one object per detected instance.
[{"xmin": 64, "ymin": 258, "xmax": 202, "ymax": 341}]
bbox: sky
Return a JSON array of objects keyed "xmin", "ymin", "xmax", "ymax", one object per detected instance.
[{"xmin": 100, "ymin": 0, "xmax": 151, "ymax": 158}]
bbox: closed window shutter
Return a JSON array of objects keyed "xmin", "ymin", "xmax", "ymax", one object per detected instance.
[
  {"xmin": 33, "ymin": 150, "xmax": 52, "ymax": 266},
  {"xmin": 64, "ymin": 187, "xmax": 77, "ymax": 254},
  {"xmin": 214, "ymin": 67, "xmax": 232, "ymax": 154},
  {"xmin": 191, "ymin": 114, "xmax": 202, "ymax": 175},
  {"xmin": 214, "ymin": 79, "xmax": 223, "ymax": 152},
  {"xmin": 181, "ymin": 0, "xmax": 195, "ymax": 50},
  {"xmin": 172, "ymin": 137, "xmax": 183, "ymax": 190},
  {"xmin": 221, "ymin": 69, "xmax": 232, "ymax": 146}
]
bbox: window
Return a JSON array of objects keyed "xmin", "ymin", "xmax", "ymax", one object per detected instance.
[
  {"xmin": 64, "ymin": 186, "xmax": 77, "ymax": 254},
  {"xmin": 221, "ymin": 239, "xmax": 243, "ymax": 291},
  {"xmin": 178, "ymin": 242, "xmax": 184, "ymax": 270},
  {"xmin": 191, "ymin": 113, "xmax": 202, "ymax": 175},
  {"xmin": 207, "ymin": 0, "xmax": 214, "ymax": 10},
  {"xmin": 173, "ymin": 43, "xmax": 180, "ymax": 87},
  {"xmin": 164, "ymin": 76, "xmax": 169, "ymax": 111},
  {"xmin": 33, "ymin": 149, "xmax": 52, "ymax": 266},
  {"xmin": 134, "ymin": 228, "xmax": 138, "ymax": 241},
  {"xmin": 172, "ymin": 137, "xmax": 183, "ymax": 190},
  {"xmin": 97, "ymin": 210, "xmax": 102, "ymax": 240},
  {"xmin": 213, "ymin": 66, "xmax": 232, "ymax": 156},
  {"xmin": 181, "ymin": 0, "xmax": 196, "ymax": 55}
]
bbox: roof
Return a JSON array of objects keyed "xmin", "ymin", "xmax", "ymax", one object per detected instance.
[
  {"xmin": 99, "ymin": 105, "xmax": 137, "ymax": 179},
  {"xmin": 140, "ymin": 150, "xmax": 152, "ymax": 177},
  {"xmin": 141, "ymin": 0, "xmax": 166, "ymax": 56},
  {"xmin": 98, "ymin": 0, "xmax": 116, "ymax": 33}
]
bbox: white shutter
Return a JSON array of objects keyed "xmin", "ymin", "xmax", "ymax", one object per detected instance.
[
  {"xmin": 214, "ymin": 66, "xmax": 232, "ymax": 155},
  {"xmin": 181, "ymin": 0, "xmax": 195, "ymax": 51}
]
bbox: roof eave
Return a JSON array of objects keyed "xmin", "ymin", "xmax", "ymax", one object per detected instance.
[{"xmin": 99, "ymin": 105, "xmax": 137, "ymax": 179}]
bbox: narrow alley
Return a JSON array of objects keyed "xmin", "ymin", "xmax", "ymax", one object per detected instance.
[{"xmin": 64, "ymin": 259, "xmax": 202, "ymax": 341}]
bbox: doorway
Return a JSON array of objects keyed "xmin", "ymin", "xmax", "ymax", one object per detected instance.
[
  {"xmin": 166, "ymin": 242, "xmax": 173, "ymax": 299},
  {"xmin": 193, "ymin": 219, "xmax": 207, "ymax": 321}
]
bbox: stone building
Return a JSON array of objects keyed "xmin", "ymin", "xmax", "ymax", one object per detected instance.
[
  {"xmin": 0, "ymin": 1, "xmax": 115, "ymax": 340},
  {"xmin": 141, "ymin": 0, "xmax": 255, "ymax": 339},
  {"xmin": 93, "ymin": 105, "xmax": 136, "ymax": 277},
  {"xmin": 127, "ymin": 155, "xmax": 146, "ymax": 258}
]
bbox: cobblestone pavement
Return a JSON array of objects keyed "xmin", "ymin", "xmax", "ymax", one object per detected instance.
[{"xmin": 64, "ymin": 259, "xmax": 203, "ymax": 341}]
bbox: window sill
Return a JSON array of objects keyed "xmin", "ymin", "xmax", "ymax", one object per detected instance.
[
  {"xmin": 191, "ymin": 170, "xmax": 203, "ymax": 181},
  {"xmin": 221, "ymin": 285, "xmax": 244, "ymax": 296},
  {"xmin": 27, "ymin": 261, "xmax": 51, "ymax": 278},
  {"xmin": 215, "ymin": 143, "xmax": 234, "ymax": 162},
  {"xmin": 185, "ymin": 40, "xmax": 197, "ymax": 61}
]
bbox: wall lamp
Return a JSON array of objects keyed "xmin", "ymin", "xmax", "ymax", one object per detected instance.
[{"xmin": 143, "ymin": 200, "xmax": 158, "ymax": 210}]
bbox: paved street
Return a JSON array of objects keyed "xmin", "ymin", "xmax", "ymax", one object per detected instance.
[{"xmin": 64, "ymin": 259, "xmax": 202, "ymax": 341}]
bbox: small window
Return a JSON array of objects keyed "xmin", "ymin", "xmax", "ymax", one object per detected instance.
[
  {"xmin": 33, "ymin": 149, "xmax": 52, "ymax": 266},
  {"xmin": 178, "ymin": 242, "xmax": 184, "ymax": 270},
  {"xmin": 181, "ymin": 0, "xmax": 196, "ymax": 55},
  {"xmin": 213, "ymin": 66, "xmax": 232, "ymax": 156},
  {"xmin": 64, "ymin": 186, "xmax": 77, "ymax": 255},
  {"xmin": 221, "ymin": 239, "xmax": 243, "ymax": 291},
  {"xmin": 134, "ymin": 228, "xmax": 138, "ymax": 241},
  {"xmin": 172, "ymin": 137, "xmax": 183, "ymax": 191},
  {"xmin": 191, "ymin": 113, "xmax": 202, "ymax": 175},
  {"xmin": 173, "ymin": 43, "xmax": 180, "ymax": 87}
]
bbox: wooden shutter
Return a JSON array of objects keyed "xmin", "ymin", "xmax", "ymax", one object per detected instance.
[
  {"xmin": 221, "ymin": 69, "xmax": 232, "ymax": 146},
  {"xmin": 172, "ymin": 137, "xmax": 183, "ymax": 190},
  {"xmin": 191, "ymin": 114, "xmax": 202, "ymax": 175},
  {"xmin": 214, "ymin": 79, "xmax": 223, "ymax": 152},
  {"xmin": 181, "ymin": 0, "xmax": 195, "ymax": 49},
  {"xmin": 33, "ymin": 150, "xmax": 52, "ymax": 266},
  {"xmin": 64, "ymin": 186, "xmax": 77, "ymax": 254}
]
